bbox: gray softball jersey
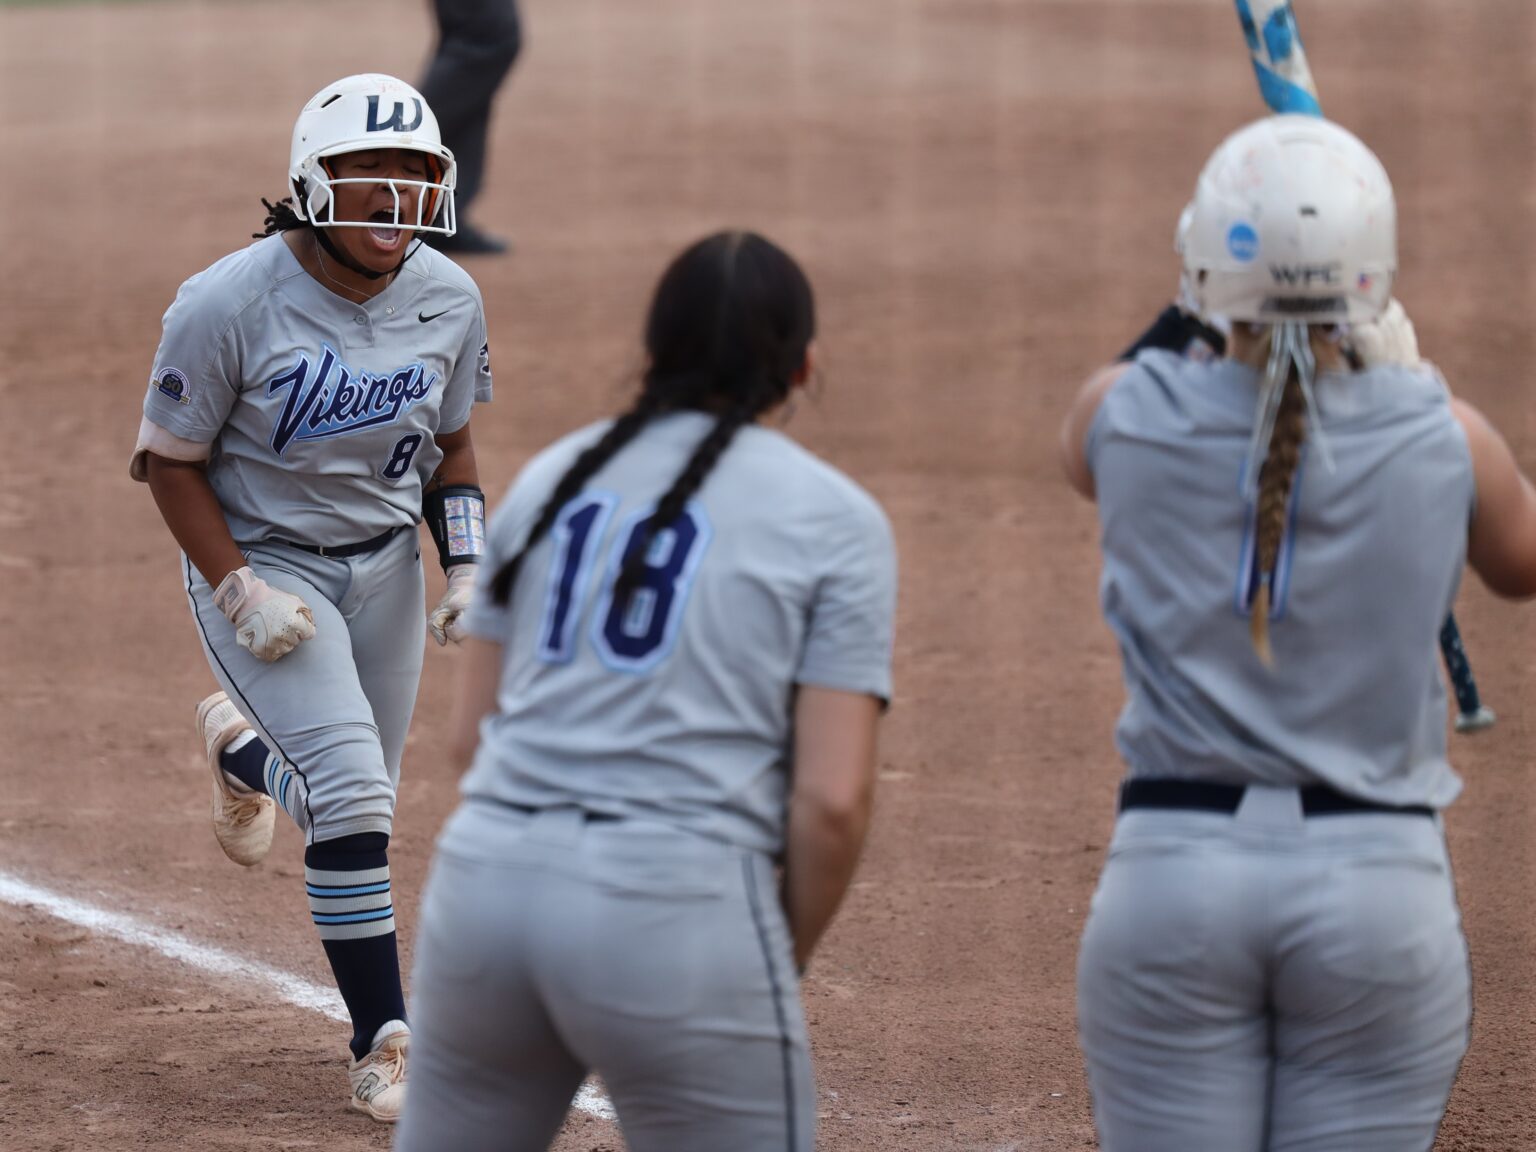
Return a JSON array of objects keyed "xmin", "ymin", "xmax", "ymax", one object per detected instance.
[
  {"xmin": 141, "ymin": 233, "xmax": 492, "ymax": 545},
  {"xmin": 1088, "ymin": 350, "xmax": 1474, "ymax": 808},
  {"xmin": 459, "ymin": 411, "xmax": 898, "ymax": 855}
]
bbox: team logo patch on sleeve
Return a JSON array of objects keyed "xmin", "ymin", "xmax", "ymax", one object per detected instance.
[{"xmin": 155, "ymin": 367, "xmax": 191, "ymax": 404}]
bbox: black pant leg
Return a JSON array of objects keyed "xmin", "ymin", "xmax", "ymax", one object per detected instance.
[{"xmin": 420, "ymin": 0, "xmax": 522, "ymax": 211}]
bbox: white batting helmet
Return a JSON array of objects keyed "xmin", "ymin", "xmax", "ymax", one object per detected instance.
[
  {"xmin": 1179, "ymin": 114, "xmax": 1395, "ymax": 325},
  {"xmin": 288, "ymin": 74, "xmax": 457, "ymax": 235}
]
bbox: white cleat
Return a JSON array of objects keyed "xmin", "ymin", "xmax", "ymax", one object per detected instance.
[
  {"xmin": 348, "ymin": 1025, "xmax": 409, "ymax": 1123},
  {"xmin": 1455, "ymin": 705, "xmax": 1497, "ymax": 735},
  {"xmin": 195, "ymin": 691, "xmax": 275, "ymax": 866}
]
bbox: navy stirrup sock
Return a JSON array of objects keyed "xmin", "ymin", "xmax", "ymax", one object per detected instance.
[
  {"xmin": 220, "ymin": 735, "xmax": 302, "ymax": 822},
  {"xmin": 219, "ymin": 734, "xmax": 271, "ymax": 795},
  {"xmin": 305, "ymin": 832, "xmax": 407, "ymax": 1061}
]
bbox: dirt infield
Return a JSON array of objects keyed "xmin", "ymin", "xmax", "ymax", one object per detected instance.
[{"xmin": 4, "ymin": 0, "xmax": 1536, "ymax": 1148}]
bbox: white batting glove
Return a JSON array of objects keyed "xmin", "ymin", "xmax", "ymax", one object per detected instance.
[
  {"xmin": 429, "ymin": 565, "xmax": 476, "ymax": 646},
  {"xmin": 1346, "ymin": 298, "xmax": 1420, "ymax": 368},
  {"xmin": 213, "ymin": 566, "xmax": 317, "ymax": 662}
]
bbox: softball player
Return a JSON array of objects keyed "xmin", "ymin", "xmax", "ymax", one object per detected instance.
[
  {"xmin": 393, "ymin": 231, "xmax": 897, "ymax": 1152},
  {"xmin": 1061, "ymin": 114, "xmax": 1536, "ymax": 1151},
  {"xmin": 130, "ymin": 74, "xmax": 493, "ymax": 1123}
]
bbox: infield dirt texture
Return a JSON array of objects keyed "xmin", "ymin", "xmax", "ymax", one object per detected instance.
[{"xmin": 3, "ymin": 0, "xmax": 1535, "ymax": 1148}]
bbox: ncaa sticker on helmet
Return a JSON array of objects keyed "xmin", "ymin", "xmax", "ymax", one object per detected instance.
[
  {"xmin": 288, "ymin": 74, "xmax": 458, "ymax": 237},
  {"xmin": 1179, "ymin": 114, "xmax": 1395, "ymax": 325}
]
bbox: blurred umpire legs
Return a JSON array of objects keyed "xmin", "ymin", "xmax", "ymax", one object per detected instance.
[{"xmin": 420, "ymin": 0, "xmax": 521, "ymax": 256}]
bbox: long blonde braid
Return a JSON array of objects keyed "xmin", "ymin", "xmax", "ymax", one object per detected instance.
[{"xmin": 1250, "ymin": 358, "xmax": 1309, "ymax": 664}]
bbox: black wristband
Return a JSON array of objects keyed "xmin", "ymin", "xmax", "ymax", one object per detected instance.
[
  {"xmin": 1118, "ymin": 304, "xmax": 1228, "ymax": 362},
  {"xmin": 422, "ymin": 484, "xmax": 486, "ymax": 570}
]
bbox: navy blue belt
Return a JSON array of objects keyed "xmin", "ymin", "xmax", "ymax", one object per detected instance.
[
  {"xmin": 497, "ymin": 800, "xmax": 622, "ymax": 823},
  {"xmin": 272, "ymin": 524, "xmax": 405, "ymax": 558},
  {"xmin": 1119, "ymin": 778, "xmax": 1435, "ymax": 819}
]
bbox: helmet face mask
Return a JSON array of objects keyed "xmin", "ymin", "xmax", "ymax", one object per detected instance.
[
  {"xmin": 1181, "ymin": 115, "xmax": 1395, "ymax": 326},
  {"xmin": 289, "ymin": 75, "xmax": 457, "ymax": 237}
]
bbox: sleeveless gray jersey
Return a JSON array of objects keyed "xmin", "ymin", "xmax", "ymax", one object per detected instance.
[
  {"xmin": 1087, "ymin": 351, "xmax": 1474, "ymax": 808},
  {"xmin": 141, "ymin": 233, "xmax": 492, "ymax": 545},
  {"xmin": 459, "ymin": 411, "xmax": 898, "ymax": 855}
]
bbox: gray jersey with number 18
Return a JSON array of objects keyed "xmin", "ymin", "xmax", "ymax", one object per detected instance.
[{"xmin": 459, "ymin": 410, "xmax": 898, "ymax": 856}]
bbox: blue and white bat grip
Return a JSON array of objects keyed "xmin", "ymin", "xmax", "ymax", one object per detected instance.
[{"xmin": 1235, "ymin": 0, "xmax": 1323, "ymax": 116}]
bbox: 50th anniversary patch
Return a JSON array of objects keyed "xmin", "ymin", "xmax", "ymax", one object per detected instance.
[{"xmin": 155, "ymin": 367, "xmax": 191, "ymax": 404}]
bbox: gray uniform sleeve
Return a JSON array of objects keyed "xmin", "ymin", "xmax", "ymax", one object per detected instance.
[
  {"xmin": 1085, "ymin": 354, "xmax": 1184, "ymax": 476},
  {"xmin": 795, "ymin": 501, "xmax": 898, "ymax": 705},
  {"xmin": 438, "ymin": 288, "xmax": 493, "ymax": 435},
  {"xmin": 1084, "ymin": 398, "xmax": 1112, "ymax": 476},
  {"xmin": 142, "ymin": 274, "xmax": 241, "ymax": 442},
  {"xmin": 1083, "ymin": 360, "xmax": 1146, "ymax": 477}
]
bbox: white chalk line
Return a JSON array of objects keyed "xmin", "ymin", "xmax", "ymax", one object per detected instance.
[{"xmin": 0, "ymin": 869, "xmax": 616, "ymax": 1121}]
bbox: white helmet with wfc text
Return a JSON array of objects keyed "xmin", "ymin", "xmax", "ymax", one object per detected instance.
[
  {"xmin": 1179, "ymin": 115, "xmax": 1395, "ymax": 325},
  {"xmin": 289, "ymin": 74, "xmax": 457, "ymax": 236}
]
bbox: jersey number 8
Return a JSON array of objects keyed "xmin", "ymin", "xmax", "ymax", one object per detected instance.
[
  {"xmin": 538, "ymin": 494, "xmax": 712, "ymax": 673},
  {"xmin": 382, "ymin": 434, "xmax": 424, "ymax": 480}
]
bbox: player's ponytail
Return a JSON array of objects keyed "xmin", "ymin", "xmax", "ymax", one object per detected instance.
[
  {"xmin": 488, "ymin": 390, "xmax": 665, "ymax": 605},
  {"xmin": 611, "ymin": 232, "xmax": 813, "ymax": 600},
  {"xmin": 489, "ymin": 230, "xmax": 815, "ymax": 608},
  {"xmin": 612, "ymin": 393, "xmax": 756, "ymax": 601},
  {"xmin": 1248, "ymin": 332, "xmax": 1310, "ymax": 664}
]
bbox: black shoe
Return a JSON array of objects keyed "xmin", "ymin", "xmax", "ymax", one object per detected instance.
[{"xmin": 427, "ymin": 223, "xmax": 510, "ymax": 256}]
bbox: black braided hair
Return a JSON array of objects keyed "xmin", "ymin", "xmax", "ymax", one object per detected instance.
[
  {"xmin": 612, "ymin": 394, "xmax": 757, "ymax": 600},
  {"xmin": 254, "ymin": 196, "xmax": 309, "ymax": 239},
  {"xmin": 489, "ymin": 230, "xmax": 816, "ymax": 607},
  {"xmin": 487, "ymin": 388, "xmax": 667, "ymax": 605}
]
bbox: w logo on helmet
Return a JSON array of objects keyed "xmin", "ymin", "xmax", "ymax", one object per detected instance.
[{"xmin": 366, "ymin": 96, "xmax": 424, "ymax": 134}]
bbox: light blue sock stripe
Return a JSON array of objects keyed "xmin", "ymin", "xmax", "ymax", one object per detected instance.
[
  {"xmin": 259, "ymin": 755, "xmax": 297, "ymax": 813},
  {"xmin": 308, "ymin": 892, "xmax": 391, "ymax": 914},
  {"xmin": 264, "ymin": 757, "xmax": 283, "ymax": 800},
  {"xmin": 312, "ymin": 907, "xmax": 395, "ymax": 926},
  {"xmin": 315, "ymin": 915, "xmax": 396, "ymax": 941},
  {"xmin": 306, "ymin": 881, "xmax": 392, "ymax": 898}
]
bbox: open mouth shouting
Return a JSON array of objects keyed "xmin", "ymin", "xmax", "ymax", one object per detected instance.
[{"xmin": 364, "ymin": 208, "xmax": 411, "ymax": 255}]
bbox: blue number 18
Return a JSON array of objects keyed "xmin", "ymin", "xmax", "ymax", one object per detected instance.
[{"xmin": 537, "ymin": 494, "xmax": 711, "ymax": 672}]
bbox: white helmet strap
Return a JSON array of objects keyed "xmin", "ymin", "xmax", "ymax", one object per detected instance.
[{"xmin": 311, "ymin": 218, "xmax": 420, "ymax": 282}]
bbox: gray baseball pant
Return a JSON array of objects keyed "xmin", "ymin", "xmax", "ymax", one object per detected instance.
[
  {"xmin": 183, "ymin": 529, "xmax": 425, "ymax": 842},
  {"xmin": 396, "ymin": 803, "xmax": 814, "ymax": 1152},
  {"xmin": 1077, "ymin": 786, "xmax": 1471, "ymax": 1152}
]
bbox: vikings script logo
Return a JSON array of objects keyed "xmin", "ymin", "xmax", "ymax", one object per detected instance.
[{"xmin": 267, "ymin": 346, "xmax": 437, "ymax": 455}]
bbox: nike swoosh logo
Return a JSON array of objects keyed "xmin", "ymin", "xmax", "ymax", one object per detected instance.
[{"xmin": 418, "ymin": 309, "xmax": 451, "ymax": 323}]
